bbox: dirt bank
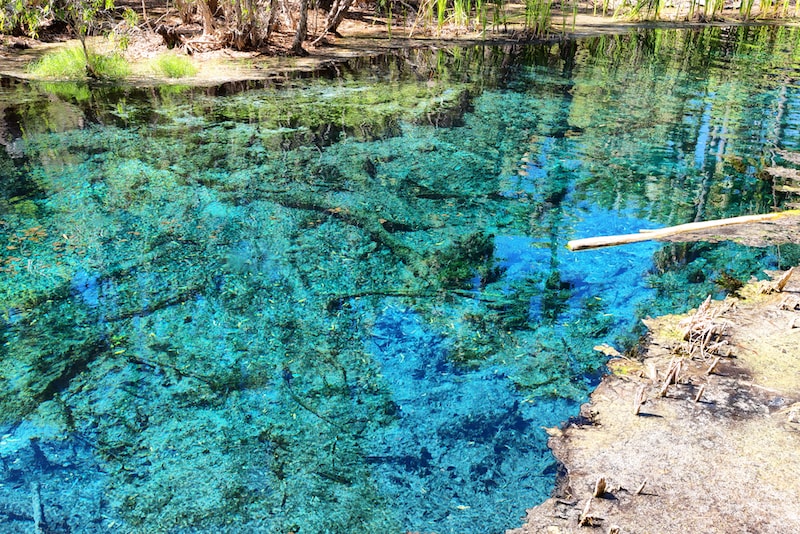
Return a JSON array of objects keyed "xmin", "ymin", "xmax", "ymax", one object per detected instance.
[{"xmin": 509, "ymin": 268, "xmax": 800, "ymax": 533}]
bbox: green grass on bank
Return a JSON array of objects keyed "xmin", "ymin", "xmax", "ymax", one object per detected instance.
[
  {"xmin": 27, "ymin": 46, "xmax": 130, "ymax": 80},
  {"xmin": 151, "ymin": 53, "xmax": 198, "ymax": 78},
  {"xmin": 26, "ymin": 46, "xmax": 199, "ymax": 82}
]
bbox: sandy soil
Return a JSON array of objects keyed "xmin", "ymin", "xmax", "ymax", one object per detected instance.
[{"xmin": 509, "ymin": 267, "xmax": 800, "ymax": 533}]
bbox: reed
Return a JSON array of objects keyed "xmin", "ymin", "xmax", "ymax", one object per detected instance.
[
  {"xmin": 437, "ymin": 0, "xmax": 447, "ymax": 29},
  {"xmin": 570, "ymin": 0, "xmax": 578, "ymax": 32},
  {"xmin": 492, "ymin": 0, "xmax": 507, "ymax": 32},
  {"xmin": 453, "ymin": 0, "xmax": 471, "ymax": 26},
  {"xmin": 475, "ymin": 0, "xmax": 487, "ymax": 35},
  {"xmin": 524, "ymin": 0, "xmax": 552, "ymax": 37},
  {"xmin": 740, "ymin": 0, "xmax": 756, "ymax": 19},
  {"xmin": 608, "ymin": 0, "xmax": 800, "ymax": 21},
  {"xmin": 408, "ymin": 0, "xmax": 501, "ymax": 36},
  {"xmin": 403, "ymin": 0, "xmax": 800, "ymax": 40},
  {"xmin": 386, "ymin": 0, "xmax": 393, "ymax": 39},
  {"xmin": 708, "ymin": 0, "xmax": 726, "ymax": 19},
  {"xmin": 627, "ymin": 0, "xmax": 660, "ymax": 21}
]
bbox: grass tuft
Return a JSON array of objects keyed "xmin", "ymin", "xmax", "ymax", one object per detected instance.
[
  {"xmin": 152, "ymin": 53, "xmax": 198, "ymax": 78},
  {"xmin": 27, "ymin": 46, "xmax": 130, "ymax": 80},
  {"xmin": 27, "ymin": 47, "xmax": 87, "ymax": 78},
  {"xmin": 91, "ymin": 53, "xmax": 131, "ymax": 79}
]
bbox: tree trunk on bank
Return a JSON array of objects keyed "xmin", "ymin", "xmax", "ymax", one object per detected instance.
[
  {"xmin": 312, "ymin": 0, "xmax": 354, "ymax": 44},
  {"xmin": 78, "ymin": 32, "xmax": 98, "ymax": 78},
  {"xmin": 197, "ymin": 0, "xmax": 215, "ymax": 35},
  {"xmin": 327, "ymin": 0, "xmax": 355, "ymax": 34},
  {"xmin": 291, "ymin": 0, "xmax": 309, "ymax": 55},
  {"xmin": 265, "ymin": 0, "xmax": 278, "ymax": 43}
]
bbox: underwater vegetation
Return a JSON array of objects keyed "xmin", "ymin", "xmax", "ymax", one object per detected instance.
[{"xmin": 1, "ymin": 25, "xmax": 800, "ymax": 534}]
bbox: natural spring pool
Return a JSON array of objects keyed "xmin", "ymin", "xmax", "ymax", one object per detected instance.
[{"xmin": 1, "ymin": 24, "xmax": 800, "ymax": 534}]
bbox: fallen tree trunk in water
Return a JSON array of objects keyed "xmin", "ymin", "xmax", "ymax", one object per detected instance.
[{"xmin": 566, "ymin": 209, "xmax": 800, "ymax": 251}]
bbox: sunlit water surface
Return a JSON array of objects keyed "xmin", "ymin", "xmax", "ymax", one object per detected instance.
[{"xmin": 2, "ymin": 25, "xmax": 800, "ymax": 533}]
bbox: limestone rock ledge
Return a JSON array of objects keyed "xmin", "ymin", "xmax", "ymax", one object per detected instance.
[{"xmin": 509, "ymin": 267, "xmax": 800, "ymax": 534}]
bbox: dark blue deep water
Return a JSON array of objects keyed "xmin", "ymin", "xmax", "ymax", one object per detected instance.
[{"xmin": 1, "ymin": 25, "xmax": 800, "ymax": 533}]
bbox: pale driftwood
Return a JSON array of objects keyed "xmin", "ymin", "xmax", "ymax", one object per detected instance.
[
  {"xmin": 594, "ymin": 343, "xmax": 622, "ymax": 357},
  {"xmin": 759, "ymin": 267, "xmax": 796, "ymax": 294},
  {"xmin": 693, "ymin": 384, "xmax": 706, "ymax": 403},
  {"xmin": 578, "ymin": 498, "xmax": 594, "ymax": 526},
  {"xmin": 775, "ymin": 267, "xmax": 794, "ymax": 292},
  {"xmin": 763, "ymin": 165, "xmax": 800, "ymax": 181},
  {"xmin": 776, "ymin": 150, "xmax": 800, "ymax": 166},
  {"xmin": 659, "ymin": 360, "xmax": 680, "ymax": 397},
  {"xmin": 566, "ymin": 210, "xmax": 800, "ymax": 251},
  {"xmin": 706, "ymin": 356, "xmax": 721, "ymax": 375},
  {"xmin": 645, "ymin": 362, "xmax": 659, "ymax": 382},
  {"xmin": 593, "ymin": 477, "xmax": 607, "ymax": 497},
  {"xmin": 779, "ymin": 295, "xmax": 800, "ymax": 311},
  {"xmin": 635, "ymin": 479, "xmax": 648, "ymax": 495},
  {"xmin": 633, "ymin": 385, "xmax": 646, "ymax": 415}
]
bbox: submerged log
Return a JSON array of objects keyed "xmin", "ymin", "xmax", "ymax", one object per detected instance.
[
  {"xmin": 567, "ymin": 210, "xmax": 800, "ymax": 251},
  {"xmin": 31, "ymin": 482, "xmax": 45, "ymax": 534}
]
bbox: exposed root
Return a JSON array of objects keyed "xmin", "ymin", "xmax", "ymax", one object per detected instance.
[{"xmin": 678, "ymin": 295, "xmax": 733, "ymax": 360}]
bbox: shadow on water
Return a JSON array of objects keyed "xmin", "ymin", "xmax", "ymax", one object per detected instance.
[{"xmin": 1, "ymin": 24, "xmax": 800, "ymax": 533}]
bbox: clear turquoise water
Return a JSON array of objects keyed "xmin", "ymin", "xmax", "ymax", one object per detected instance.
[{"xmin": 1, "ymin": 25, "xmax": 800, "ymax": 533}]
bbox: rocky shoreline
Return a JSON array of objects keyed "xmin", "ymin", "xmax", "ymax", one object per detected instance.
[{"xmin": 509, "ymin": 268, "xmax": 800, "ymax": 533}]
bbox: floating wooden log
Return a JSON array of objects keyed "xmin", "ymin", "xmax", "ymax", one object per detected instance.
[{"xmin": 566, "ymin": 210, "xmax": 800, "ymax": 251}]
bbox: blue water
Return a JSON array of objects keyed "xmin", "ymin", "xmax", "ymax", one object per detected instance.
[{"xmin": 1, "ymin": 25, "xmax": 800, "ymax": 533}]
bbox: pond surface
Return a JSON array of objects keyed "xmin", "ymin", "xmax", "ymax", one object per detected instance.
[{"xmin": 1, "ymin": 25, "xmax": 800, "ymax": 534}]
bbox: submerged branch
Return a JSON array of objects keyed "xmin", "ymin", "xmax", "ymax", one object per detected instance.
[
  {"xmin": 326, "ymin": 288, "xmax": 442, "ymax": 309},
  {"xmin": 105, "ymin": 285, "xmax": 202, "ymax": 322},
  {"xmin": 270, "ymin": 192, "xmax": 427, "ymax": 273},
  {"xmin": 326, "ymin": 287, "xmax": 517, "ymax": 310}
]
